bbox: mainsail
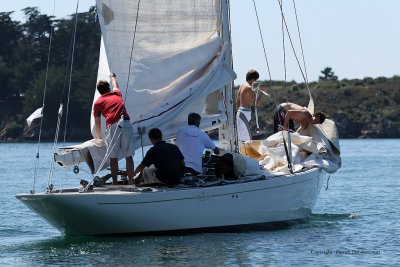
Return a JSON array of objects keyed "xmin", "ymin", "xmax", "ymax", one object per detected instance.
[{"xmin": 92, "ymin": 0, "xmax": 236, "ymax": 150}]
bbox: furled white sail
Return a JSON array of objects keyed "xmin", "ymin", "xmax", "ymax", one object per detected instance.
[{"xmin": 92, "ymin": 0, "xmax": 236, "ymax": 150}]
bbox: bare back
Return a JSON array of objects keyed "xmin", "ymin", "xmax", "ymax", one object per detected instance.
[
  {"xmin": 281, "ymin": 102, "xmax": 305, "ymax": 112},
  {"xmin": 282, "ymin": 102, "xmax": 313, "ymax": 134},
  {"xmin": 236, "ymin": 82, "xmax": 256, "ymax": 110}
]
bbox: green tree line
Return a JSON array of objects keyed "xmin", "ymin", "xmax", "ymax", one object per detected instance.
[
  {"xmin": 1, "ymin": 6, "xmax": 399, "ymax": 141},
  {"xmin": 0, "ymin": 6, "xmax": 100, "ymax": 141},
  {"xmin": 248, "ymin": 76, "xmax": 400, "ymax": 139}
]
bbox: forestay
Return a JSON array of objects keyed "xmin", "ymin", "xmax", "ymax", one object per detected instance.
[{"xmin": 91, "ymin": 0, "xmax": 236, "ymax": 150}]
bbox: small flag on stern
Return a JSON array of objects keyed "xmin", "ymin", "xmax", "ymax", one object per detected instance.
[{"xmin": 26, "ymin": 107, "xmax": 43, "ymax": 126}]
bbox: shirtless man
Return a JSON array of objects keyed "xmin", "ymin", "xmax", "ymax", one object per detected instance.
[
  {"xmin": 276, "ymin": 102, "xmax": 326, "ymax": 136},
  {"xmin": 236, "ymin": 69, "xmax": 267, "ymax": 141}
]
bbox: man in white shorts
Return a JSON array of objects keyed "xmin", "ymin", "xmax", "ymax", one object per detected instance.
[
  {"xmin": 235, "ymin": 69, "xmax": 268, "ymax": 142},
  {"xmin": 93, "ymin": 73, "xmax": 135, "ymax": 185}
]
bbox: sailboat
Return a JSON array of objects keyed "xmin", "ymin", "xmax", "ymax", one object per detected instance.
[{"xmin": 16, "ymin": 0, "xmax": 341, "ymax": 235}]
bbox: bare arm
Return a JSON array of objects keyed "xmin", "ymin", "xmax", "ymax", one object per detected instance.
[
  {"xmin": 110, "ymin": 73, "xmax": 119, "ymax": 89},
  {"xmin": 284, "ymin": 110, "xmax": 299, "ymax": 131},
  {"xmin": 235, "ymin": 87, "xmax": 241, "ymax": 110},
  {"xmin": 285, "ymin": 109, "xmax": 312, "ymax": 132},
  {"xmin": 255, "ymin": 91, "xmax": 264, "ymax": 106},
  {"xmin": 133, "ymin": 163, "xmax": 145, "ymax": 177},
  {"xmin": 94, "ymin": 116, "xmax": 102, "ymax": 139},
  {"xmin": 255, "ymin": 84, "xmax": 267, "ymax": 106}
]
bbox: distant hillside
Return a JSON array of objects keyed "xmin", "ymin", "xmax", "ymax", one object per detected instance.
[
  {"xmin": 242, "ymin": 76, "xmax": 400, "ymax": 139},
  {"xmin": 0, "ymin": 7, "xmax": 399, "ymax": 141},
  {"xmin": 1, "ymin": 76, "xmax": 400, "ymax": 142}
]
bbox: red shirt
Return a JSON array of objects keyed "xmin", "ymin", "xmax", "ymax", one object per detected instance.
[{"xmin": 93, "ymin": 88, "xmax": 130, "ymax": 127}]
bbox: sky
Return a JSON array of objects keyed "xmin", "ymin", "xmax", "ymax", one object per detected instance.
[{"xmin": 2, "ymin": 0, "xmax": 400, "ymax": 85}]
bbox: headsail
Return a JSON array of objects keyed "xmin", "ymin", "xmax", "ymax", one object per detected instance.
[{"xmin": 92, "ymin": 0, "xmax": 236, "ymax": 149}]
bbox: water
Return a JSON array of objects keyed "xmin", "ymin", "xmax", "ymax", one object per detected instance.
[{"xmin": 1, "ymin": 140, "xmax": 399, "ymax": 266}]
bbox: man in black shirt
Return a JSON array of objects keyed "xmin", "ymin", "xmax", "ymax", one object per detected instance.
[{"xmin": 133, "ymin": 128, "xmax": 185, "ymax": 186}]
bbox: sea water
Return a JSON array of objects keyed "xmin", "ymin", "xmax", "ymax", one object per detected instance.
[{"xmin": 0, "ymin": 139, "xmax": 399, "ymax": 266}]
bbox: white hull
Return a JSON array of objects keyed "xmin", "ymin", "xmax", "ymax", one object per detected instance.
[{"xmin": 16, "ymin": 168, "xmax": 326, "ymax": 235}]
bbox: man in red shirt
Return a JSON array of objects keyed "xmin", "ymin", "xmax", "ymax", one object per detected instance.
[{"xmin": 93, "ymin": 73, "xmax": 134, "ymax": 185}]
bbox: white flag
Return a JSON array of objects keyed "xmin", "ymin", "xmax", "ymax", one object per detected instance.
[
  {"xmin": 58, "ymin": 104, "xmax": 63, "ymax": 115},
  {"xmin": 26, "ymin": 107, "xmax": 43, "ymax": 126}
]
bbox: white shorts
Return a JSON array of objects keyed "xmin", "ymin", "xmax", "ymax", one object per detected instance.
[
  {"xmin": 236, "ymin": 107, "xmax": 252, "ymax": 142},
  {"xmin": 142, "ymin": 165, "xmax": 162, "ymax": 184},
  {"xmin": 105, "ymin": 119, "xmax": 134, "ymax": 158}
]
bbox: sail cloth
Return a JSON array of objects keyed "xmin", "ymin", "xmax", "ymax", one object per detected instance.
[
  {"xmin": 92, "ymin": 0, "xmax": 236, "ymax": 150},
  {"xmin": 54, "ymin": 139, "xmax": 109, "ymax": 174},
  {"xmin": 240, "ymin": 122, "xmax": 342, "ymax": 174}
]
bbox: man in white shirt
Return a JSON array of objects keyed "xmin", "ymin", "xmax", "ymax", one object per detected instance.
[{"xmin": 176, "ymin": 113, "xmax": 220, "ymax": 175}]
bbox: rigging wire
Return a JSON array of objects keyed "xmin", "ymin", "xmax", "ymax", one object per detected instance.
[
  {"xmin": 85, "ymin": 1, "xmax": 143, "ymax": 184},
  {"xmin": 59, "ymin": 11, "xmax": 78, "ymax": 145},
  {"xmin": 291, "ymin": 0, "xmax": 314, "ymax": 112},
  {"xmin": 252, "ymin": 0, "xmax": 312, "ymax": 108},
  {"xmin": 31, "ymin": 0, "xmax": 57, "ymax": 194},
  {"xmin": 251, "ymin": 0, "xmax": 272, "ymax": 82},
  {"xmin": 276, "ymin": 0, "xmax": 313, "ymax": 101},
  {"xmin": 279, "ymin": 0, "xmax": 288, "ymax": 102},
  {"xmin": 276, "ymin": 0, "xmax": 319, "ymax": 172},
  {"xmin": 124, "ymin": 0, "xmax": 141, "ymax": 101},
  {"xmin": 223, "ymin": 0, "xmax": 238, "ymax": 152},
  {"xmin": 252, "ymin": 0, "xmax": 313, "ymax": 174},
  {"xmin": 278, "ymin": 0, "xmax": 293, "ymax": 173},
  {"xmin": 292, "ymin": 0, "xmax": 309, "ymax": 84},
  {"xmin": 63, "ymin": 0, "xmax": 80, "ymax": 144},
  {"xmin": 125, "ymin": 0, "xmax": 144, "ymax": 158},
  {"xmin": 251, "ymin": 0, "xmax": 294, "ymax": 173},
  {"xmin": 251, "ymin": 0, "xmax": 279, "ymax": 148},
  {"xmin": 93, "ymin": 129, "xmax": 122, "ymax": 179},
  {"xmin": 47, "ymin": 104, "xmax": 63, "ymax": 182},
  {"xmin": 229, "ymin": 0, "xmax": 239, "ymax": 153},
  {"xmin": 47, "ymin": 0, "xmax": 80, "ymax": 187},
  {"xmin": 251, "ymin": 0, "xmax": 278, "ymax": 105}
]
